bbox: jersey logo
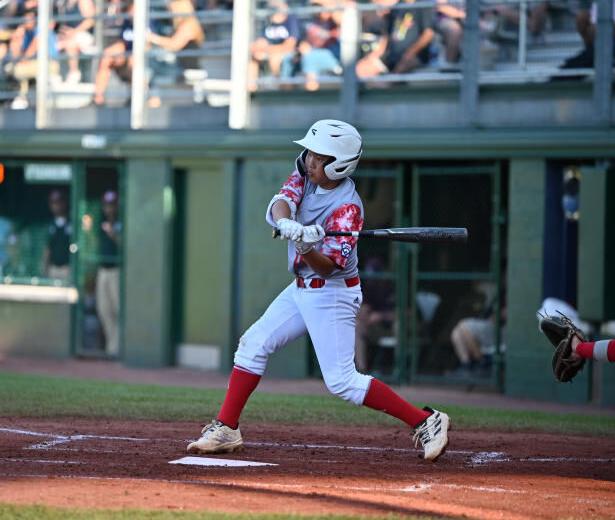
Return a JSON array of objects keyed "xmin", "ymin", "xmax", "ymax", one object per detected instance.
[
  {"xmin": 341, "ymin": 242, "xmax": 352, "ymax": 258},
  {"xmin": 311, "ymin": 128, "xmax": 317, "ymax": 135}
]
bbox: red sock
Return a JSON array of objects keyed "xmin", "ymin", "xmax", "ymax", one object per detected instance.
[
  {"xmin": 217, "ymin": 366, "xmax": 261, "ymax": 429},
  {"xmin": 576, "ymin": 340, "xmax": 615, "ymax": 362},
  {"xmin": 363, "ymin": 378, "xmax": 431, "ymax": 428}
]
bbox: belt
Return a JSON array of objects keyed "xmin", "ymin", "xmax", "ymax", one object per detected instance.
[{"xmin": 296, "ymin": 276, "xmax": 360, "ymax": 289}]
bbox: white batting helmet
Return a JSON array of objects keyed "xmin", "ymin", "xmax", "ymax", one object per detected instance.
[{"xmin": 294, "ymin": 119, "xmax": 363, "ymax": 181}]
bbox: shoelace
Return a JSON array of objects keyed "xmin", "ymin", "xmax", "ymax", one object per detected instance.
[{"xmin": 202, "ymin": 420, "xmax": 222, "ymax": 435}]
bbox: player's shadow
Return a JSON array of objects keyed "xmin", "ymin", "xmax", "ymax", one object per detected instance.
[{"xmin": 187, "ymin": 479, "xmax": 461, "ymax": 518}]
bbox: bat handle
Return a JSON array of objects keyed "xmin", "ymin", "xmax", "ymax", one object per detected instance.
[{"xmin": 272, "ymin": 228, "xmax": 281, "ymax": 239}]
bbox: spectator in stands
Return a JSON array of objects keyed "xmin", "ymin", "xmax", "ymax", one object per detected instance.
[
  {"xmin": 280, "ymin": 0, "xmax": 343, "ymax": 91},
  {"xmin": 434, "ymin": 0, "xmax": 464, "ymax": 65},
  {"xmin": 146, "ymin": 0, "xmax": 205, "ymax": 106},
  {"xmin": 42, "ymin": 189, "xmax": 72, "ymax": 282},
  {"xmin": 558, "ymin": 0, "xmax": 615, "ymax": 72},
  {"xmin": 92, "ymin": 2, "xmax": 134, "ymax": 105},
  {"xmin": 488, "ymin": 1, "xmax": 550, "ymax": 39},
  {"xmin": 249, "ymin": 0, "xmax": 299, "ymax": 90},
  {"xmin": 571, "ymin": 0, "xmax": 593, "ymax": 46},
  {"xmin": 359, "ymin": 0, "xmax": 396, "ymax": 61},
  {"xmin": 4, "ymin": 7, "xmax": 60, "ymax": 109},
  {"xmin": 356, "ymin": 0, "xmax": 435, "ymax": 79},
  {"xmin": 97, "ymin": 190, "xmax": 121, "ymax": 357},
  {"xmin": 54, "ymin": 0, "xmax": 96, "ymax": 84},
  {"xmin": 147, "ymin": 0, "xmax": 205, "ymax": 70}
]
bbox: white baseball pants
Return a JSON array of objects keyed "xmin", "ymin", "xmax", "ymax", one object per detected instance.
[{"xmin": 234, "ymin": 279, "xmax": 372, "ymax": 405}]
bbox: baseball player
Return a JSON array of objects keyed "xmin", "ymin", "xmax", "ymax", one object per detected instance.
[{"xmin": 188, "ymin": 120, "xmax": 451, "ymax": 461}]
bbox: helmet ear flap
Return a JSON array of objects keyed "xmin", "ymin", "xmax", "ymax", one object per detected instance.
[{"xmin": 295, "ymin": 149, "xmax": 309, "ymax": 176}]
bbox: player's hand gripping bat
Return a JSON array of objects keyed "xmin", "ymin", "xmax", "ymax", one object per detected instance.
[{"xmin": 273, "ymin": 226, "xmax": 468, "ymax": 243}]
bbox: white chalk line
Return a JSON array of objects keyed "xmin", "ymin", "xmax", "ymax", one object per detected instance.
[
  {"xmin": 245, "ymin": 440, "xmax": 472, "ymax": 456},
  {"xmin": 1, "ymin": 458, "xmax": 83, "ymax": 465},
  {"xmin": 2, "ymin": 426, "xmax": 614, "ymax": 466},
  {"xmin": 0, "ymin": 427, "xmax": 62, "ymax": 438}
]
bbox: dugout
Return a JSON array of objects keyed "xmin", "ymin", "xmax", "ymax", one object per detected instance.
[{"xmin": 0, "ymin": 129, "xmax": 614, "ymax": 408}]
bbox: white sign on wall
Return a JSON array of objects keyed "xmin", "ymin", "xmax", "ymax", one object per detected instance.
[{"xmin": 24, "ymin": 164, "xmax": 72, "ymax": 183}]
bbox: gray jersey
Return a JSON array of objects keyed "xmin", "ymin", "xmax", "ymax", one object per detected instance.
[{"xmin": 266, "ymin": 170, "xmax": 364, "ymax": 280}]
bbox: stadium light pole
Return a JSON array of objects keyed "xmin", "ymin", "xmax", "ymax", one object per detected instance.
[
  {"xmin": 229, "ymin": 0, "xmax": 253, "ymax": 129},
  {"xmin": 35, "ymin": 0, "xmax": 51, "ymax": 129},
  {"xmin": 131, "ymin": 0, "xmax": 150, "ymax": 129}
]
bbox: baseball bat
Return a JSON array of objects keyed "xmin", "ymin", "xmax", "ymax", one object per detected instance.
[{"xmin": 273, "ymin": 227, "xmax": 468, "ymax": 243}]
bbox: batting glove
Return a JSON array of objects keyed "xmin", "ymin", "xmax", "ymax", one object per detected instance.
[
  {"xmin": 301, "ymin": 224, "xmax": 325, "ymax": 244},
  {"xmin": 294, "ymin": 225, "xmax": 325, "ymax": 255},
  {"xmin": 276, "ymin": 218, "xmax": 304, "ymax": 241}
]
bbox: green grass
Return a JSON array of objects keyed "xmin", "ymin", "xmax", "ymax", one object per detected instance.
[
  {"xmin": 1, "ymin": 372, "xmax": 615, "ymax": 435},
  {"xmin": 0, "ymin": 505, "xmax": 438, "ymax": 520}
]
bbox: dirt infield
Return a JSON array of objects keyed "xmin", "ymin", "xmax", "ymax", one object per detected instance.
[{"xmin": 1, "ymin": 418, "xmax": 614, "ymax": 519}]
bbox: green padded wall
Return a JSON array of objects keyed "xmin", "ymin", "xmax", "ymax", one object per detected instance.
[
  {"xmin": 239, "ymin": 158, "xmax": 309, "ymax": 378},
  {"xmin": 578, "ymin": 166, "xmax": 615, "ymax": 322},
  {"xmin": 123, "ymin": 159, "xmax": 174, "ymax": 367},
  {"xmin": 174, "ymin": 159, "xmax": 235, "ymax": 370},
  {"xmin": 505, "ymin": 159, "xmax": 590, "ymax": 404}
]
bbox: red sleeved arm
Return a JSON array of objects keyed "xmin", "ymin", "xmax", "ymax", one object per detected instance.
[
  {"xmin": 278, "ymin": 170, "xmax": 305, "ymax": 208},
  {"xmin": 320, "ymin": 203, "xmax": 363, "ymax": 269}
]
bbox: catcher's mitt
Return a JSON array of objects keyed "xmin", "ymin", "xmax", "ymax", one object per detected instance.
[{"xmin": 537, "ymin": 313, "xmax": 586, "ymax": 383}]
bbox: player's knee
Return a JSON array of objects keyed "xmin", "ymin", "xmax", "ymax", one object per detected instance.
[
  {"xmin": 324, "ymin": 371, "xmax": 370, "ymax": 405},
  {"xmin": 233, "ymin": 331, "xmax": 268, "ymax": 376}
]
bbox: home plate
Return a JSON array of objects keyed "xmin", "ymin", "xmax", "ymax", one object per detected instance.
[{"xmin": 169, "ymin": 456, "xmax": 277, "ymax": 467}]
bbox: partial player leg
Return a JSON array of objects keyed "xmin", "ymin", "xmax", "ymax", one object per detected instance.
[
  {"xmin": 362, "ymin": 380, "xmax": 450, "ymax": 462},
  {"xmin": 297, "ymin": 284, "xmax": 450, "ymax": 461},
  {"xmin": 187, "ymin": 282, "xmax": 308, "ymax": 454},
  {"xmin": 572, "ymin": 337, "xmax": 615, "ymax": 362}
]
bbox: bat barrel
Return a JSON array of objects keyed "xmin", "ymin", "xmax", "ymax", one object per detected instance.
[{"xmin": 367, "ymin": 227, "xmax": 468, "ymax": 243}]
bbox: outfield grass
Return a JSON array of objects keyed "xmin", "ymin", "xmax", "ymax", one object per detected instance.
[
  {"xmin": 0, "ymin": 505, "xmax": 437, "ymax": 520},
  {"xmin": 1, "ymin": 372, "xmax": 614, "ymax": 435}
]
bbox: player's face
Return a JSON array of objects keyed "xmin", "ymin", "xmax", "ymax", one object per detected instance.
[{"xmin": 305, "ymin": 150, "xmax": 337, "ymax": 189}]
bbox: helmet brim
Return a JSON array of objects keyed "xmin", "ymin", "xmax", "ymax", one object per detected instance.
[{"xmin": 293, "ymin": 138, "xmax": 337, "ymax": 159}]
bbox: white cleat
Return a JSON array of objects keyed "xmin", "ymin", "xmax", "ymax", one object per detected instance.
[
  {"xmin": 413, "ymin": 407, "xmax": 451, "ymax": 462},
  {"xmin": 187, "ymin": 419, "xmax": 243, "ymax": 454}
]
